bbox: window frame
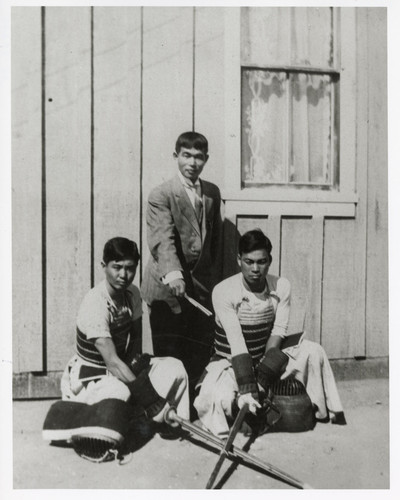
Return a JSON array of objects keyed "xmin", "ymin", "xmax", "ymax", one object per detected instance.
[
  {"xmin": 223, "ymin": 7, "xmax": 358, "ymax": 215},
  {"xmin": 241, "ymin": 67, "xmax": 340, "ymax": 189}
]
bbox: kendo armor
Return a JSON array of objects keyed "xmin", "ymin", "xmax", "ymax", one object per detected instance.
[{"xmin": 43, "ymin": 398, "xmax": 130, "ymax": 462}]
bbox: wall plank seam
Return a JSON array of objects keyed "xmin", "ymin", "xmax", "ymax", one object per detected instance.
[
  {"xmin": 41, "ymin": 6, "xmax": 47, "ymax": 373},
  {"xmin": 192, "ymin": 6, "xmax": 196, "ymax": 131},
  {"xmin": 318, "ymin": 217, "xmax": 326, "ymax": 346},
  {"xmin": 139, "ymin": 6, "xmax": 144, "ymax": 282},
  {"xmin": 277, "ymin": 215, "xmax": 282, "ymax": 276},
  {"xmin": 364, "ymin": 8, "xmax": 371, "ymax": 358},
  {"xmin": 360, "ymin": 8, "xmax": 369, "ymax": 358},
  {"xmin": 90, "ymin": 7, "xmax": 95, "ymax": 288}
]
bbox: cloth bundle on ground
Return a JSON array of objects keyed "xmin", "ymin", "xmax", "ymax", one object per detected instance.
[{"xmin": 42, "ymin": 398, "xmax": 130, "ymax": 462}]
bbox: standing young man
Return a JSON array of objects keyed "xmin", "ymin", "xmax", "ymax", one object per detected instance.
[{"xmin": 141, "ymin": 132, "xmax": 223, "ymax": 395}]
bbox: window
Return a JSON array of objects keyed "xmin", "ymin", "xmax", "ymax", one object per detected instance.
[
  {"xmin": 223, "ymin": 7, "xmax": 357, "ymax": 211},
  {"xmin": 241, "ymin": 7, "xmax": 339, "ymax": 189}
]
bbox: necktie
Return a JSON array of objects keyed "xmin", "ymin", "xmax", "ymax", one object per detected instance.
[{"xmin": 193, "ymin": 186, "xmax": 203, "ymax": 223}]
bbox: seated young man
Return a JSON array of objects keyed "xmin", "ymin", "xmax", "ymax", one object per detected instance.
[
  {"xmin": 194, "ymin": 229, "xmax": 346, "ymax": 438},
  {"xmin": 60, "ymin": 237, "xmax": 189, "ymax": 423}
]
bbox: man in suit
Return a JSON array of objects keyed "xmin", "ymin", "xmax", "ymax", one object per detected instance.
[{"xmin": 141, "ymin": 132, "xmax": 223, "ymax": 402}]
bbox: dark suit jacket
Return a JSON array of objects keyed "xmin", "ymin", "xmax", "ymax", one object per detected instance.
[{"xmin": 141, "ymin": 175, "xmax": 223, "ymax": 309}]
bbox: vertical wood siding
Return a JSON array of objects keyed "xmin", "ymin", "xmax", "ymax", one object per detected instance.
[
  {"xmin": 12, "ymin": 7, "xmax": 388, "ymax": 382},
  {"xmin": 322, "ymin": 219, "xmax": 364, "ymax": 358},
  {"xmin": 142, "ymin": 6, "xmax": 194, "ymax": 267},
  {"xmin": 141, "ymin": 7, "xmax": 194, "ymax": 352},
  {"xmin": 12, "ymin": 8, "xmax": 43, "ymax": 372},
  {"xmin": 352, "ymin": 8, "xmax": 369, "ymax": 360},
  {"xmin": 45, "ymin": 8, "xmax": 92, "ymax": 370},
  {"xmin": 226, "ymin": 212, "xmax": 368, "ymax": 358},
  {"xmin": 365, "ymin": 9, "xmax": 388, "ymax": 357},
  {"xmin": 93, "ymin": 8, "xmax": 142, "ymax": 286},
  {"xmin": 280, "ymin": 218, "xmax": 316, "ymax": 340},
  {"xmin": 194, "ymin": 7, "xmax": 225, "ymax": 189}
]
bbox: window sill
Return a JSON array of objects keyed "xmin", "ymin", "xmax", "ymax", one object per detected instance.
[
  {"xmin": 222, "ymin": 188, "xmax": 358, "ymax": 204},
  {"xmin": 222, "ymin": 191, "xmax": 358, "ymax": 218}
]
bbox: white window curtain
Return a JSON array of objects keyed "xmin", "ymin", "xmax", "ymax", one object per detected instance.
[
  {"xmin": 241, "ymin": 7, "xmax": 337, "ymax": 187},
  {"xmin": 290, "ymin": 73, "xmax": 333, "ymax": 185},
  {"xmin": 242, "ymin": 70, "xmax": 287, "ymax": 184}
]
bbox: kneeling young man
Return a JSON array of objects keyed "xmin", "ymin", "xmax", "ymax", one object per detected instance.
[
  {"xmin": 61, "ymin": 237, "xmax": 189, "ymax": 423},
  {"xmin": 194, "ymin": 229, "xmax": 345, "ymax": 437}
]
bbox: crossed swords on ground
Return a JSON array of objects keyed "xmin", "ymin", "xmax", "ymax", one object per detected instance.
[
  {"xmin": 166, "ymin": 295, "xmax": 312, "ymax": 489},
  {"xmin": 164, "ymin": 404, "xmax": 312, "ymax": 490}
]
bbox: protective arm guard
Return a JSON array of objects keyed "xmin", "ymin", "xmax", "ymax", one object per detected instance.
[
  {"xmin": 231, "ymin": 353, "xmax": 259, "ymax": 400},
  {"xmin": 127, "ymin": 369, "xmax": 166, "ymax": 419},
  {"xmin": 256, "ymin": 348, "xmax": 288, "ymax": 391}
]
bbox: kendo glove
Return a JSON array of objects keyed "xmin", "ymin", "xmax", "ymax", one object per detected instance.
[
  {"xmin": 231, "ymin": 353, "xmax": 259, "ymax": 401},
  {"xmin": 127, "ymin": 370, "xmax": 166, "ymax": 419},
  {"xmin": 130, "ymin": 353, "xmax": 152, "ymax": 377},
  {"xmin": 256, "ymin": 347, "xmax": 288, "ymax": 391}
]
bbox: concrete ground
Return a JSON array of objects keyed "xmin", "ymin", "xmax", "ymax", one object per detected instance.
[{"xmin": 12, "ymin": 378, "xmax": 389, "ymax": 490}]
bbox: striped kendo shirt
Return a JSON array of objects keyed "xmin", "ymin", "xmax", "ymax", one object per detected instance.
[
  {"xmin": 75, "ymin": 280, "xmax": 142, "ymax": 369},
  {"xmin": 212, "ymin": 273, "xmax": 291, "ymax": 365}
]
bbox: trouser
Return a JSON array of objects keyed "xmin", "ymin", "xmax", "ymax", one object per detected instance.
[
  {"xmin": 149, "ymin": 300, "xmax": 214, "ymax": 384},
  {"xmin": 148, "ymin": 299, "xmax": 214, "ymax": 419},
  {"xmin": 194, "ymin": 340, "xmax": 345, "ymax": 437},
  {"xmin": 61, "ymin": 355, "xmax": 190, "ymax": 420}
]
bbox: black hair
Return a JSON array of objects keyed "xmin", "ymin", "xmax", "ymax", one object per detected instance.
[
  {"xmin": 175, "ymin": 131, "xmax": 208, "ymax": 155},
  {"xmin": 238, "ymin": 229, "xmax": 273, "ymax": 258},
  {"xmin": 102, "ymin": 237, "xmax": 140, "ymax": 265}
]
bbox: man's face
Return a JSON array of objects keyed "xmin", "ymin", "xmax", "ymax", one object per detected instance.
[
  {"xmin": 238, "ymin": 249, "xmax": 271, "ymax": 290},
  {"xmin": 174, "ymin": 147, "xmax": 208, "ymax": 183},
  {"xmin": 102, "ymin": 259, "xmax": 137, "ymax": 292}
]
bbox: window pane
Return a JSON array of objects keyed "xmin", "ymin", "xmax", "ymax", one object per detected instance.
[
  {"xmin": 241, "ymin": 7, "xmax": 335, "ymax": 68},
  {"xmin": 241, "ymin": 70, "xmax": 287, "ymax": 185},
  {"xmin": 290, "ymin": 73, "xmax": 334, "ymax": 184},
  {"xmin": 241, "ymin": 7, "xmax": 290, "ymax": 65},
  {"xmin": 291, "ymin": 7, "xmax": 334, "ymax": 68}
]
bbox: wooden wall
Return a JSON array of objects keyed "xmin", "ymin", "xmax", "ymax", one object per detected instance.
[
  {"xmin": 11, "ymin": 7, "xmax": 388, "ymax": 395},
  {"xmin": 364, "ymin": 8, "xmax": 388, "ymax": 357},
  {"xmin": 12, "ymin": 8, "xmax": 43, "ymax": 374}
]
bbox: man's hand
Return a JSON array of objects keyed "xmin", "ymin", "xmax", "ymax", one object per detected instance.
[
  {"xmin": 152, "ymin": 401, "xmax": 171, "ymax": 423},
  {"xmin": 237, "ymin": 393, "xmax": 261, "ymax": 415},
  {"xmin": 168, "ymin": 278, "xmax": 186, "ymax": 297}
]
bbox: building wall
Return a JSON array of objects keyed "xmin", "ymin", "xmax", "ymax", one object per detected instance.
[{"xmin": 11, "ymin": 7, "xmax": 388, "ymax": 396}]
